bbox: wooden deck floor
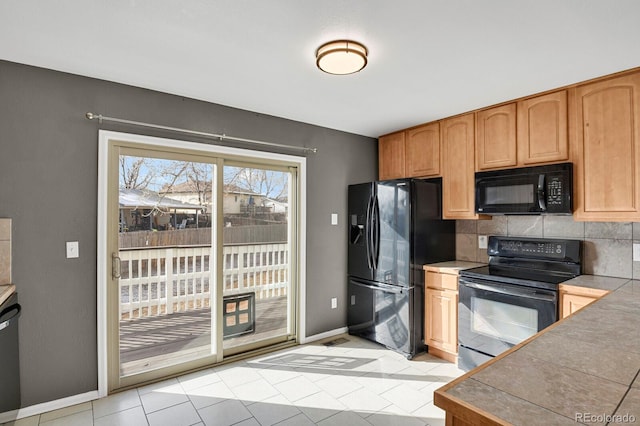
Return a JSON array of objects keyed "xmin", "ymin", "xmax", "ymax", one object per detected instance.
[{"xmin": 119, "ymin": 296, "xmax": 288, "ymax": 376}]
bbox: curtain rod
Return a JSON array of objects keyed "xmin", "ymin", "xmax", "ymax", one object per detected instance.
[{"xmin": 85, "ymin": 112, "xmax": 318, "ymax": 154}]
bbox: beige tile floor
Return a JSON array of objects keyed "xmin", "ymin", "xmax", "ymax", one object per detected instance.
[{"xmin": 2, "ymin": 335, "xmax": 464, "ymax": 426}]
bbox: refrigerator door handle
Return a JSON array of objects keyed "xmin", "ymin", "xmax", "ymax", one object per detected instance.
[
  {"xmin": 365, "ymin": 194, "xmax": 373, "ymax": 269},
  {"xmin": 350, "ymin": 278, "xmax": 405, "ymax": 294},
  {"xmin": 372, "ymin": 194, "xmax": 380, "ymax": 270}
]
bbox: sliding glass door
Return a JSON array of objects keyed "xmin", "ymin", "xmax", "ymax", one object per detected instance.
[
  {"xmin": 104, "ymin": 137, "xmax": 299, "ymax": 392},
  {"xmin": 221, "ymin": 163, "xmax": 295, "ymax": 355}
]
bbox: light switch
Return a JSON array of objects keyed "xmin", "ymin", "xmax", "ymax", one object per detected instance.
[
  {"xmin": 331, "ymin": 213, "xmax": 338, "ymax": 225},
  {"xmin": 634, "ymin": 243, "xmax": 640, "ymax": 262},
  {"xmin": 66, "ymin": 241, "xmax": 79, "ymax": 259},
  {"xmin": 478, "ymin": 235, "xmax": 488, "ymax": 249}
]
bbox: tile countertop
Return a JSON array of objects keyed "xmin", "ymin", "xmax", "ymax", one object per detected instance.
[
  {"xmin": 434, "ymin": 275, "xmax": 640, "ymax": 425},
  {"xmin": 423, "ymin": 261, "xmax": 486, "ymax": 274},
  {"xmin": 0, "ymin": 284, "xmax": 16, "ymax": 306}
]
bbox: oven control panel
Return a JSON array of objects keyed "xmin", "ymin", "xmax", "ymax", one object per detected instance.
[
  {"xmin": 487, "ymin": 236, "xmax": 581, "ymax": 263},
  {"xmin": 498, "ymin": 240, "xmax": 565, "ymax": 258}
]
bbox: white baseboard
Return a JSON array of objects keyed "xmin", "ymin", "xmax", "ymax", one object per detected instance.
[
  {"xmin": 0, "ymin": 390, "xmax": 99, "ymax": 423},
  {"xmin": 300, "ymin": 327, "xmax": 348, "ymax": 344}
]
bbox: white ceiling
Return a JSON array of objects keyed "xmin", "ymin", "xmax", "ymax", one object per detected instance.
[{"xmin": 1, "ymin": 1, "xmax": 640, "ymax": 138}]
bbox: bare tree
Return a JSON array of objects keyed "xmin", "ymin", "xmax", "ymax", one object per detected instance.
[
  {"xmin": 120, "ymin": 156, "xmax": 154, "ymax": 189},
  {"xmin": 185, "ymin": 162, "xmax": 213, "ymax": 206},
  {"xmin": 224, "ymin": 167, "xmax": 288, "ymax": 200}
]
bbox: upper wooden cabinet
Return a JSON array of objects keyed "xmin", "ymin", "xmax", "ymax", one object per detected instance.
[
  {"xmin": 476, "ymin": 91, "xmax": 569, "ymax": 171},
  {"xmin": 571, "ymin": 72, "xmax": 640, "ymax": 221},
  {"xmin": 378, "ymin": 131, "xmax": 405, "ymax": 180},
  {"xmin": 517, "ymin": 90, "xmax": 569, "ymax": 165},
  {"xmin": 441, "ymin": 113, "xmax": 479, "ymax": 219},
  {"xmin": 378, "ymin": 67, "xmax": 639, "ymax": 222},
  {"xmin": 476, "ymin": 103, "xmax": 517, "ymax": 170},
  {"xmin": 406, "ymin": 122, "xmax": 440, "ymax": 177},
  {"xmin": 379, "ymin": 124, "xmax": 441, "ymax": 180}
]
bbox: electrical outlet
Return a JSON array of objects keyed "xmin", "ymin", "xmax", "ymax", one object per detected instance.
[
  {"xmin": 331, "ymin": 297, "xmax": 338, "ymax": 309},
  {"xmin": 478, "ymin": 235, "xmax": 488, "ymax": 249},
  {"xmin": 634, "ymin": 243, "xmax": 640, "ymax": 262},
  {"xmin": 331, "ymin": 213, "xmax": 338, "ymax": 225},
  {"xmin": 66, "ymin": 241, "xmax": 79, "ymax": 259}
]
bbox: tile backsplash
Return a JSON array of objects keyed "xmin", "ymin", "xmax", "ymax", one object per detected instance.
[
  {"xmin": 456, "ymin": 216, "xmax": 640, "ymax": 279},
  {"xmin": 0, "ymin": 218, "xmax": 11, "ymax": 284}
]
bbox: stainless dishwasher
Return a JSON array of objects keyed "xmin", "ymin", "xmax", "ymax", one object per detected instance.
[{"xmin": 0, "ymin": 292, "xmax": 21, "ymax": 413}]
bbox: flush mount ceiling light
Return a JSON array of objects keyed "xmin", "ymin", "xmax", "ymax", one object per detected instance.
[{"xmin": 316, "ymin": 40, "xmax": 368, "ymax": 75}]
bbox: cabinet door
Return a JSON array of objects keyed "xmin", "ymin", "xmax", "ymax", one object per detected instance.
[
  {"xmin": 425, "ymin": 288, "xmax": 457, "ymax": 354},
  {"xmin": 572, "ymin": 72, "xmax": 640, "ymax": 221},
  {"xmin": 517, "ymin": 90, "xmax": 568, "ymax": 165},
  {"xmin": 406, "ymin": 123, "xmax": 440, "ymax": 177},
  {"xmin": 560, "ymin": 293, "xmax": 597, "ymax": 319},
  {"xmin": 475, "ymin": 104, "xmax": 517, "ymax": 170},
  {"xmin": 441, "ymin": 114, "xmax": 478, "ymax": 219},
  {"xmin": 378, "ymin": 132, "xmax": 406, "ymax": 180}
]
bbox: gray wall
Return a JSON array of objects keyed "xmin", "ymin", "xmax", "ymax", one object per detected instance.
[
  {"xmin": 0, "ymin": 60, "xmax": 377, "ymax": 406},
  {"xmin": 456, "ymin": 217, "xmax": 640, "ymax": 279}
]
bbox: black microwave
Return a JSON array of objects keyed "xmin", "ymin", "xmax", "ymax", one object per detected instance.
[{"xmin": 475, "ymin": 163, "xmax": 573, "ymax": 215}]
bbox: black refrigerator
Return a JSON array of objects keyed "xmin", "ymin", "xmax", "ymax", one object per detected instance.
[{"xmin": 347, "ymin": 178, "xmax": 455, "ymax": 358}]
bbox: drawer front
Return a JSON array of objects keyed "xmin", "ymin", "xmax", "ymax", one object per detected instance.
[{"xmin": 426, "ymin": 271, "xmax": 458, "ymax": 291}]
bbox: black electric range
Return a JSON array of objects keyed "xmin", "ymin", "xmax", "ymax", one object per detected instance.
[
  {"xmin": 460, "ymin": 236, "xmax": 582, "ymax": 290},
  {"xmin": 457, "ymin": 236, "xmax": 582, "ymax": 371}
]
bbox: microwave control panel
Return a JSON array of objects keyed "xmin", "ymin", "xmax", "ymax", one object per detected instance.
[{"xmin": 546, "ymin": 176, "xmax": 564, "ymax": 206}]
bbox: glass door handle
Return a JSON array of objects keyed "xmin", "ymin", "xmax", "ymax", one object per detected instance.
[{"xmin": 112, "ymin": 253, "xmax": 122, "ymax": 279}]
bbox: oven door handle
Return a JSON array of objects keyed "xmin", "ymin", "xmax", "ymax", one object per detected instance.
[{"xmin": 460, "ymin": 280, "xmax": 556, "ymax": 302}]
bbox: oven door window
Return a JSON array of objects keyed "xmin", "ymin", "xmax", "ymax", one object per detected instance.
[
  {"xmin": 458, "ymin": 279, "xmax": 557, "ymax": 358},
  {"xmin": 471, "ymin": 296, "xmax": 538, "ymax": 345}
]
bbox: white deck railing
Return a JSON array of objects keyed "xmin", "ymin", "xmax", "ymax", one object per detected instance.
[{"xmin": 118, "ymin": 244, "xmax": 288, "ymax": 319}]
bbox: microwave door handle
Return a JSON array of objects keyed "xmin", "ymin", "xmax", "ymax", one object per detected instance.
[{"xmin": 537, "ymin": 174, "xmax": 546, "ymax": 211}]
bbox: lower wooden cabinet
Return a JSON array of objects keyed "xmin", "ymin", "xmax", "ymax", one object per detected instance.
[
  {"xmin": 558, "ymin": 284, "xmax": 609, "ymax": 319},
  {"xmin": 425, "ymin": 288, "xmax": 458, "ymax": 357},
  {"xmin": 425, "ymin": 270, "xmax": 459, "ymax": 363}
]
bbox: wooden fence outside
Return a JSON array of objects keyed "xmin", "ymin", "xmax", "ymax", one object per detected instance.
[{"xmin": 119, "ymin": 224, "xmax": 287, "ymax": 248}]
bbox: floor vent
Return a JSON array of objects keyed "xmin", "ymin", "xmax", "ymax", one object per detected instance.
[{"xmin": 323, "ymin": 337, "xmax": 349, "ymax": 347}]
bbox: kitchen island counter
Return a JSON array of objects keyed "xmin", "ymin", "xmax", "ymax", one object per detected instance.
[{"xmin": 434, "ymin": 276, "xmax": 640, "ymax": 425}]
